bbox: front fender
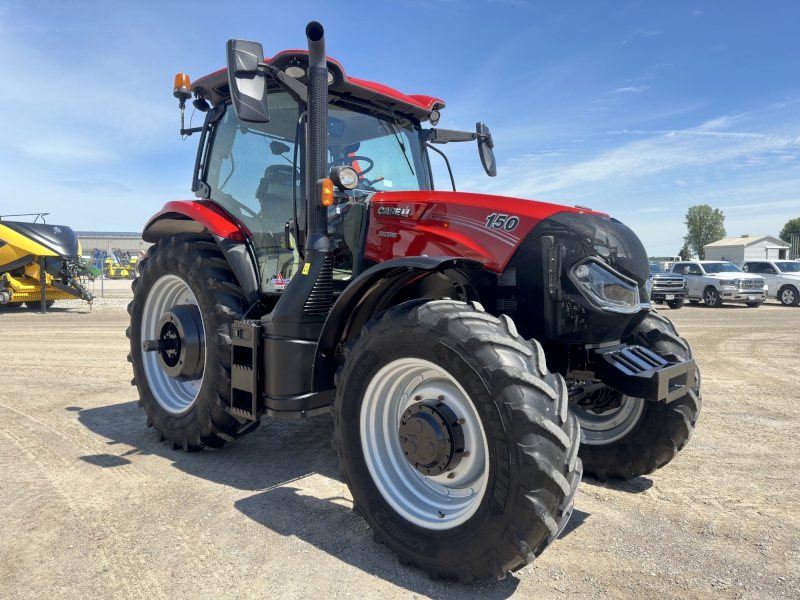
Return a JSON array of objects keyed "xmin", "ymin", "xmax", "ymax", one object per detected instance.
[
  {"xmin": 142, "ymin": 200, "xmax": 260, "ymax": 305},
  {"xmin": 312, "ymin": 256, "xmax": 482, "ymax": 391}
]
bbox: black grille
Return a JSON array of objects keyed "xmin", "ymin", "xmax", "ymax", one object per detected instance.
[
  {"xmin": 651, "ymin": 277, "xmax": 685, "ymax": 289},
  {"xmin": 304, "ymin": 255, "xmax": 333, "ymax": 314}
]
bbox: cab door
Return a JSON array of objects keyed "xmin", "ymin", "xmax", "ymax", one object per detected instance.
[
  {"xmin": 760, "ymin": 262, "xmax": 779, "ymax": 295},
  {"xmin": 674, "ymin": 263, "xmax": 702, "ymax": 298},
  {"xmin": 743, "ymin": 262, "xmax": 775, "ymax": 295}
]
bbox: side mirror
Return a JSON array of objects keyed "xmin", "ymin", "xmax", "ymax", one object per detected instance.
[
  {"xmin": 765, "ymin": 268, "xmax": 775, "ymax": 274},
  {"xmin": 476, "ymin": 122, "xmax": 496, "ymax": 177},
  {"xmin": 226, "ymin": 39, "xmax": 270, "ymax": 123}
]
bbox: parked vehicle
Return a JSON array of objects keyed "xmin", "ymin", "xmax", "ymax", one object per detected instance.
[
  {"xmin": 670, "ymin": 261, "xmax": 767, "ymax": 307},
  {"xmin": 127, "ymin": 22, "xmax": 702, "ymax": 582},
  {"xmin": 741, "ymin": 260, "xmax": 800, "ymax": 306},
  {"xmin": 649, "ymin": 263, "xmax": 687, "ymax": 308}
]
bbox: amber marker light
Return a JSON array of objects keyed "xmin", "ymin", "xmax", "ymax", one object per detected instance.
[
  {"xmin": 173, "ymin": 73, "xmax": 192, "ymax": 101},
  {"xmin": 320, "ymin": 178, "xmax": 334, "ymax": 207}
]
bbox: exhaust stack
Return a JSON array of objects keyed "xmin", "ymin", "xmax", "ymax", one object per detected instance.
[{"xmin": 304, "ymin": 21, "xmax": 330, "ymax": 253}]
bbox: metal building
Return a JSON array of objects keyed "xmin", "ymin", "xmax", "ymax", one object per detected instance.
[
  {"xmin": 76, "ymin": 232, "xmax": 152, "ymax": 258},
  {"xmin": 703, "ymin": 235, "xmax": 791, "ymax": 262}
]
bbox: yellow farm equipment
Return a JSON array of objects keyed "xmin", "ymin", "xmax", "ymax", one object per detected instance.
[{"xmin": 0, "ymin": 213, "xmax": 93, "ymax": 311}]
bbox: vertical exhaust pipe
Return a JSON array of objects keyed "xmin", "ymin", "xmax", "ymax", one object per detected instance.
[
  {"xmin": 299, "ymin": 20, "xmax": 333, "ymax": 315},
  {"xmin": 305, "ymin": 21, "xmax": 330, "ymax": 253}
]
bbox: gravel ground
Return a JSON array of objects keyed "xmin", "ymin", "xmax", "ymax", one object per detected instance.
[{"xmin": 0, "ymin": 301, "xmax": 798, "ymax": 599}]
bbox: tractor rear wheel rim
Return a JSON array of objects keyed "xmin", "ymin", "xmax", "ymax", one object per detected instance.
[
  {"xmin": 571, "ymin": 392, "xmax": 644, "ymax": 445},
  {"xmin": 141, "ymin": 274, "xmax": 205, "ymax": 414},
  {"xmin": 360, "ymin": 358, "xmax": 490, "ymax": 530}
]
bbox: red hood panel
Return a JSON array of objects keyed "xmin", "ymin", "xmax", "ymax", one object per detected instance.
[{"xmin": 366, "ymin": 191, "xmax": 606, "ymax": 272}]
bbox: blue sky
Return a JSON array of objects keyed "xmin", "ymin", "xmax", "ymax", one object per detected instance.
[{"xmin": 1, "ymin": 1, "xmax": 798, "ymax": 256}]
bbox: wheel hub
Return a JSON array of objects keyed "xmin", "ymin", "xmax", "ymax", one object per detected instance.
[
  {"xmin": 144, "ymin": 304, "xmax": 205, "ymax": 381},
  {"xmin": 399, "ymin": 401, "xmax": 464, "ymax": 475}
]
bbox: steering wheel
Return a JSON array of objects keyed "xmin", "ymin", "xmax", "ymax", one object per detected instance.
[{"xmin": 329, "ymin": 155, "xmax": 374, "ymax": 177}]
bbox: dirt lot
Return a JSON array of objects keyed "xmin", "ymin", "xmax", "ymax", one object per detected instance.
[{"xmin": 1, "ymin": 300, "xmax": 798, "ymax": 599}]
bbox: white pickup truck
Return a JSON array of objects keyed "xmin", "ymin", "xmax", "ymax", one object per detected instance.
[
  {"xmin": 670, "ymin": 261, "xmax": 767, "ymax": 307},
  {"xmin": 740, "ymin": 260, "xmax": 800, "ymax": 306}
]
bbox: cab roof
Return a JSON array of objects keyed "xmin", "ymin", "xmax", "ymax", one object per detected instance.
[{"xmin": 191, "ymin": 50, "xmax": 445, "ymax": 123}]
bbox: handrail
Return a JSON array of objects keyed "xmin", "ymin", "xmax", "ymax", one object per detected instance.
[{"xmin": 0, "ymin": 212, "xmax": 49, "ymax": 223}]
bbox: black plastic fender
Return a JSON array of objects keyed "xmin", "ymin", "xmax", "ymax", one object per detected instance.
[{"xmin": 312, "ymin": 256, "xmax": 482, "ymax": 392}]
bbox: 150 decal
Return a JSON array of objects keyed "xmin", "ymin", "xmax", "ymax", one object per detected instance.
[{"xmin": 485, "ymin": 213, "xmax": 520, "ymax": 231}]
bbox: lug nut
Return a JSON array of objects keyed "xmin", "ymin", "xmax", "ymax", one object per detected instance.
[
  {"xmin": 437, "ymin": 395, "xmax": 444, "ymax": 401},
  {"xmin": 460, "ymin": 451, "xmax": 470, "ymax": 458},
  {"xmin": 447, "ymin": 472, "xmax": 455, "ymax": 479},
  {"xmin": 455, "ymin": 418, "xmax": 466, "ymax": 425}
]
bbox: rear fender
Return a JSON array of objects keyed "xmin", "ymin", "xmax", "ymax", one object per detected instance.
[
  {"xmin": 142, "ymin": 200, "xmax": 261, "ymax": 305},
  {"xmin": 312, "ymin": 256, "xmax": 482, "ymax": 391}
]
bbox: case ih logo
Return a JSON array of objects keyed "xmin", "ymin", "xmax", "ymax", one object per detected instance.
[{"xmin": 378, "ymin": 206, "xmax": 411, "ymax": 218}]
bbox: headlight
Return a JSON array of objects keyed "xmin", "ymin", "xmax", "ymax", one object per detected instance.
[
  {"xmin": 719, "ymin": 279, "xmax": 737, "ymax": 286},
  {"xmin": 571, "ymin": 260, "xmax": 641, "ymax": 313}
]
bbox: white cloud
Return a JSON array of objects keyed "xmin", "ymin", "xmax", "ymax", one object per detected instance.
[
  {"xmin": 610, "ymin": 86, "xmax": 650, "ymax": 93},
  {"xmin": 491, "ymin": 129, "xmax": 799, "ymax": 198}
]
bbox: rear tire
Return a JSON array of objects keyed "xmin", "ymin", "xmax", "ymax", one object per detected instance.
[
  {"xmin": 572, "ymin": 312, "xmax": 701, "ymax": 481},
  {"xmin": 127, "ymin": 234, "xmax": 259, "ymax": 451},
  {"xmin": 666, "ymin": 298, "xmax": 684, "ymax": 309},
  {"xmin": 779, "ymin": 285, "xmax": 799, "ymax": 307},
  {"xmin": 332, "ymin": 300, "xmax": 582, "ymax": 583}
]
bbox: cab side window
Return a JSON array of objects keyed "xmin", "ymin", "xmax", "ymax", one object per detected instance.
[{"xmin": 678, "ymin": 264, "xmax": 702, "ymax": 275}]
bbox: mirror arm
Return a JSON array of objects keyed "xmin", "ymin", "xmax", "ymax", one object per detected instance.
[
  {"xmin": 425, "ymin": 143, "xmax": 456, "ymax": 192},
  {"xmin": 424, "ymin": 128, "xmax": 478, "ymax": 144},
  {"xmin": 260, "ymin": 63, "xmax": 308, "ymax": 106}
]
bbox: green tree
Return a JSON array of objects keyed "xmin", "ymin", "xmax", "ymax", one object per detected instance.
[
  {"xmin": 779, "ymin": 217, "xmax": 800, "ymax": 243},
  {"xmin": 684, "ymin": 205, "xmax": 726, "ymax": 260}
]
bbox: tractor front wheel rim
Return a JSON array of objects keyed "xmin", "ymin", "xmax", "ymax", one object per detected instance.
[
  {"xmin": 571, "ymin": 393, "xmax": 645, "ymax": 445},
  {"xmin": 360, "ymin": 358, "xmax": 490, "ymax": 530},
  {"xmin": 141, "ymin": 275, "xmax": 205, "ymax": 414}
]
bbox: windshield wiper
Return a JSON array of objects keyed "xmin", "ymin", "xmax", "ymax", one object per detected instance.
[{"xmin": 383, "ymin": 104, "xmax": 414, "ymax": 176}]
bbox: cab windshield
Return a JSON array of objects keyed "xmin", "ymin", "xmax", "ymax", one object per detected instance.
[
  {"xmin": 775, "ymin": 261, "xmax": 800, "ymax": 273},
  {"xmin": 702, "ymin": 262, "xmax": 742, "ymax": 274},
  {"xmin": 203, "ymin": 91, "xmax": 430, "ymax": 292}
]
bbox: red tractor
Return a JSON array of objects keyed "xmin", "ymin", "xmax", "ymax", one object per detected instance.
[{"xmin": 129, "ymin": 22, "xmax": 701, "ymax": 582}]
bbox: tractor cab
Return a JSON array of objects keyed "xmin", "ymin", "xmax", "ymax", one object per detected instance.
[
  {"xmin": 197, "ymin": 87, "xmax": 432, "ymax": 293},
  {"xmin": 159, "ymin": 47, "xmax": 494, "ymax": 300}
]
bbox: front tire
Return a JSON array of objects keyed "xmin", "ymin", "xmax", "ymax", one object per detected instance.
[
  {"xmin": 571, "ymin": 312, "xmax": 702, "ymax": 481},
  {"xmin": 127, "ymin": 234, "xmax": 259, "ymax": 451},
  {"xmin": 703, "ymin": 287, "xmax": 722, "ymax": 307},
  {"xmin": 332, "ymin": 300, "xmax": 582, "ymax": 583},
  {"xmin": 780, "ymin": 285, "xmax": 800, "ymax": 307},
  {"xmin": 666, "ymin": 298, "xmax": 685, "ymax": 309}
]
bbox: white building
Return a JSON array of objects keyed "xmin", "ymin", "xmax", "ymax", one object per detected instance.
[
  {"xmin": 76, "ymin": 232, "xmax": 152, "ymax": 258},
  {"xmin": 703, "ymin": 235, "xmax": 790, "ymax": 262}
]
